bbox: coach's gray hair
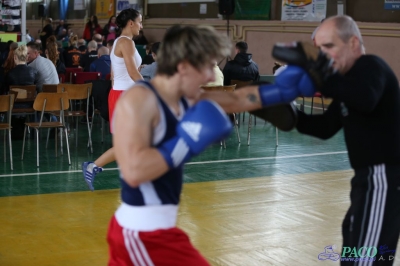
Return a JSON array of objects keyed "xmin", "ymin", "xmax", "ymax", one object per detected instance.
[{"xmin": 332, "ymin": 15, "xmax": 364, "ymax": 53}]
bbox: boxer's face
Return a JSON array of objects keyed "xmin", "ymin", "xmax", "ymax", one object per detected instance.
[
  {"xmin": 179, "ymin": 61, "xmax": 216, "ymax": 99},
  {"xmin": 315, "ymin": 21, "xmax": 359, "ymax": 74}
]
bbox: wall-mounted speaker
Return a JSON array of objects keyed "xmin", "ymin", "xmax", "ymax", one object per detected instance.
[
  {"xmin": 219, "ymin": 0, "xmax": 235, "ymax": 16},
  {"xmin": 38, "ymin": 4, "xmax": 46, "ymax": 18}
]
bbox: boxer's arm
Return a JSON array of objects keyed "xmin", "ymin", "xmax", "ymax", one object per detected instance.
[
  {"xmin": 199, "ymin": 85, "xmax": 263, "ymax": 114},
  {"xmin": 200, "ymin": 65, "xmax": 314, "ymax": 113},
  {"xmin": 113, "ymin": 86, "xmax": 169, "ymax": 188}
]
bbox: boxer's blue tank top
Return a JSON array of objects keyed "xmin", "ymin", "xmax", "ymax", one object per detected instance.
[{"xmin": 120, "ymin": 81, "xmax": 189, "ymax": 206}]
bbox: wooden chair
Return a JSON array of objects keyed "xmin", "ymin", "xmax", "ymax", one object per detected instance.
[
  {"xmin": 42, "ymin": 84, "xmax": 59, "ymax": 93},
  {"xmin": 72, "ymin": 72, "xmax": 101, "ymax": 84},
  {"xmin": 9, "ymin": 85, "xmax": 37, "ymax": 130},
  {"xmin": 10, "ymin": 85, "xmax": 36, "ymax": 100},
  {"xmin": 21, "ymin": 92, "xmax": 71, "ymax": 167},
  {"xmin": 0, "ymin": 94, "xmax": 15, "ymax": 170},
  {"xmin": 57, "ymin": 83, "xmax": 94, "ymax": 152},
  {"xmin": 201, "ymin": 85, "xmax": 240, "ymax": 148}
]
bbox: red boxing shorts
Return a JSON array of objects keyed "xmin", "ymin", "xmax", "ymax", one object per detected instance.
[
  {"xmin": 107, "ymin": 216, "xmax": 210, "ymax": 266},
  {"xmin": 108, "ymin": 89, "xmax": 124, "ymax": 133}
]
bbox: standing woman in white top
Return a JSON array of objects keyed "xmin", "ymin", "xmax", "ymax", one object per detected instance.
[{"xmin": 82, "ymin": 8, "xmax": 144, "ymax": 191}]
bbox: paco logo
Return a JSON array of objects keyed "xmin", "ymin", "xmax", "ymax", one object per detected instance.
[
  {"xmin": 341, "ymin": 246, "xmax": 377, "ymax": 258},
  {"xmin": 318, "ymin": 244, "xmax": 396, "ymax": 263},
  {"xmin": 318, "ymin": 245, "xmax": 340, "ymax": 261}
]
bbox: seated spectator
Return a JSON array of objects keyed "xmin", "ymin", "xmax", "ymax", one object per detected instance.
[
  {"xmin": 58, "ymin": 29, "xmax": 68, "ymax": 41},
  {"xmin": 93, "ymin": 33, "xmax": 103, "ymax": 49},
  {"xmin": 55, "ymin": 20, "xmax": 67, "ymax": 40},
  {"xmin": 26, "ymin": 29, "xmax": 34, "ymax": 42},
  {"xmin": 80, "ymin": 40, "xmax": 98, "ymax": 71},
  {"xmin": 106, "ymin": 39, "xmax": 114, "ymax": 52},
  {"xmin": 0, "ymin": 42, "xmax": 18, "ymax": 94},
  {"xmin": 6, "ymin": 45, "xmax": 39, "ymax": 94},
  {"xmin": 222, "ymin": 41, "xmax": 259, "ymax": 85},
  {"xmin": 139, "ymin": 42, "xmax": 160, "ymax": 81},
  {"xmin": 142, "ymin": 43, "xmax": 155, "ymax": 65},
  {"xmin": 90, "ymin": 46, "xmax": 111, "ymax": 79},
  {"xmin": 134, "ymin": 29, "xmax": 148, "ymax": 45},
  {"xmin": 0, "ymin": 41, "xmax": 16, "ymax": 67},
  {"xmin": 205, "ymin": 63, "xmax": 224, "ymax": 86},
  {"xmin": 77, "ymin": 39, "xmax": 87, "ymax": 53},
  {"xmin": 83, "ymin": 15, "xmax": 102, "ymax": 43},
  {"xmin": 46, "ymin": 39, "xmax": 66, "ymax": 74},
  {"xmin": 103, "ymin": 16, "xmax": 117, "ymax": 43},
  {"xmin": 34, "ymin": 39, "xmax": 43, "ymax": 55},
  {"xmin": 63, "ymin": 35, "xmax": 82, "ymax": 68},
  {"xmin": 27, "ymin": 42, "xmax": 59, "ymax": 92}
]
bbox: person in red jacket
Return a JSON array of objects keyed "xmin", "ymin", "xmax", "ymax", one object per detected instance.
[{"xmin": 82, "ymin": 15, "xmax": 102, "ymax": 43}]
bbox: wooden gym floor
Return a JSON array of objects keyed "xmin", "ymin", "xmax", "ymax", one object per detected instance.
[{"xmin": 1, "ymin": 103, "xmax": 399, "ymax": 266}]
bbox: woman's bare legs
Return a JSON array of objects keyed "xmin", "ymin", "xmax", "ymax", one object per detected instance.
[{"xmin": 94, "ymin": 147, "xmax": 115, "ymax": 167}]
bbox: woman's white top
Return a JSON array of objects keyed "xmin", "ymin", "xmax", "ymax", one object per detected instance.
[{"xmin": 111, "ymin": 36, "xmax": 142, "ymax": 91}]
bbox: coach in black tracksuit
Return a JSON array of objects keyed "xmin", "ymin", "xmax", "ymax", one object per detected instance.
[{"xmin": 297, "ymin": 15, "xmax": 400, "ymax": 265}]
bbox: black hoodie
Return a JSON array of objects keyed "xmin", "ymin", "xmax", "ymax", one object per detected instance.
[{"xmin": 223, "ymin": 53, "xmax": 259, "ymax": 85}]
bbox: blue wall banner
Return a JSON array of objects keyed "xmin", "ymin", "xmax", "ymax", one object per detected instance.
[{"xmin": 384, "ymin": 0, "xmax": 400, "ymax": 9}]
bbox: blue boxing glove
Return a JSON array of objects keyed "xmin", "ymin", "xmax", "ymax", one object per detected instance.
[
  {"xmin": 258, "ymin": 65, "xmax": 316, "ymax": 107},
  {"xmin": 158, "ymin": 100, "xmax": 232, "ymax": 168}
]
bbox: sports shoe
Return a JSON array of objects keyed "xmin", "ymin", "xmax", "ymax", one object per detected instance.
[{"xmin": 82, "ymin": 161, "xmax": 103, "ymax": 191}]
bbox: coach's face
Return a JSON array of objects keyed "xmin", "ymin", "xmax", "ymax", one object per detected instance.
[{"xmin": 315, "ymin": 20, "xmax": 360, "ymax": 75}]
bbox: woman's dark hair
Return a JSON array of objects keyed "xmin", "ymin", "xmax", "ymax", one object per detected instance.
[
  {"xmin": 108, "ymin": 15, "xmax": 116, "ymax": 25},
  {"xmin": 116, "ymin": 9, "xmax": 140, "ymax": 29},
  {"xmin": 88, "ymin": 15, "xmax": 99, "ymax": 27}
]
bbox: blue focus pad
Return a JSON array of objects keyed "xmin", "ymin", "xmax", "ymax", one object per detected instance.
[{"xmin": 258, "ymin": 65, "xmax": 316, "ymax": 106}]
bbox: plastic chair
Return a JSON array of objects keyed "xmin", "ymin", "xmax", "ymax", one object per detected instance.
[
  {"xmin": 72, "ymin": 72, "xmax": 101, "ymax": 84},
  {"xmin": 21, "ymin": 92, "xmax": 71, "ymax": 167},
  {"xmin": 58, "ymin": 74, "xmax": 65, "ymax": 83},
  {"xmin": 0, "ymin": 94, "xmax": 15, "ymax": 170},
  {"xmin": 65, "ymin": 67, "xmax": 83, "ymax": 83}
]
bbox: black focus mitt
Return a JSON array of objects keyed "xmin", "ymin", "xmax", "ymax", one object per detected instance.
[
  {"xmin": 249, "ymin": 101, "xmax": 298, "ymax": 132},
  {"xmin": 272, "ymin": 41, "xmax": 335, "ymax": 89}
]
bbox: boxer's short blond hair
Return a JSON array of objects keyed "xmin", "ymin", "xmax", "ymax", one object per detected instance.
[{"xmin": 157, "ymin": 25, "xmax": 231, "ymax": 76}]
